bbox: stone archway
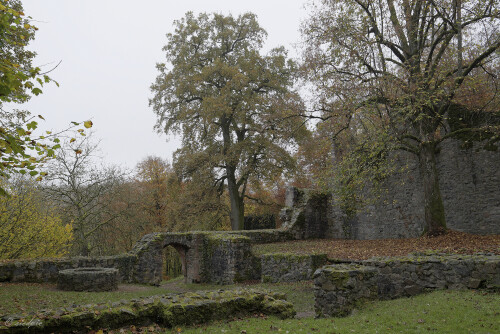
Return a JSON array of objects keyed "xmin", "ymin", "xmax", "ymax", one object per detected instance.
[
  {"xmin": 130, "ymin": 232, "xmax": 204, "ymax": 285},
  {"xmin": 129, "ymin": 231, "xmax": 258, "ymax": 285}
]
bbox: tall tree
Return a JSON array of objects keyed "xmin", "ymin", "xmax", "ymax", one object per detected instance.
[
  {"xmin": 302, "ymin": 0, "xmax": 500, "ymax": 235},
  {"xmin": 150, "ymin": 12, "xmax": 306, "ymax": 230},
  {"xmin": 135, "ymin": 156, "xmax": 171, "ymax": 228},
  {"xmin": 0, "ymin": 1, "xmax": 91, "ymax": 195}
]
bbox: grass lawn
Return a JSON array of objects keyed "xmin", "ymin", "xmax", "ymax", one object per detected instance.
[{"xmin": 173, "ymin": 290, "xmax": 500, "ymax": 334}]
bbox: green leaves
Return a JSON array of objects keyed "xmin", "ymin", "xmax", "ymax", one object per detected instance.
[{"xmin": 151, "ymin": 12, "xmax": 305, "ymax": 229}]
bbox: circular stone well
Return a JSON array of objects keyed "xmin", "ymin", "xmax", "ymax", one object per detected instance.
[{"xmin": 57, "ymin": 267, "xmax": 119, "ymax": 292}]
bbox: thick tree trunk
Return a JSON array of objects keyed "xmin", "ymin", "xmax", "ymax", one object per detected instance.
[
  {"xmin": 418, "ymin": 142, "xmax": 447, "ymax": 236},
  {"xmin": 226, "ymin": 166, "xmax": 244, "ymax": 230}
]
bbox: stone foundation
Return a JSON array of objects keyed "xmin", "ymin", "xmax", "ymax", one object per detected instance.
[
  {"xmin": 314, "ymin": 254, "xmax": 500, "ymax": 317},
  {"xmin": 314, "ymin": 264, "xmax": 378, "ymax": 317},
  {"xmin": 57, "ymin": 267, "xmax": 118, "ymax": 292}
]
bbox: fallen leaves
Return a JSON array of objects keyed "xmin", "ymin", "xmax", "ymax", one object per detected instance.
[{"xmin": 253, "ymin": 230, "xmax": 500, "ymax": 260}]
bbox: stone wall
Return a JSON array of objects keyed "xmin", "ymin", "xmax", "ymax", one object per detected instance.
[
  {"xmin": 261, "ymin": 253, "xmax": 327, "ymax": 283},
  {"xmin": 282, "ymin": 139, "xmax": 500, "ymax": 240},
  {"xmin": 0, "ymin": 254, "xmax": 135, "ymax": 284},
  {"xmin": 128, "ymin": 232, "xmax": 261, "ymax": 285},
  {"xmin": 314, "ymin": 254, "xmax": 500, "ymax": 317},
  {"xmin": 0, "ymin": 230, "xmax": 297, "ymax": 286},
  {"xmin": 223, "ymin": 229, "xmax": 296, "ymax": 244},
  {"xmin": 0, "ymin": 289, "xmax": 295, "ymax": 333},
  {"xmin": 280, "ymin": 187, "xmax": 330, "ymax": 240},
  {"xmin": 244, "ymin": 214, "xmax": 276, "ymax": 230}
]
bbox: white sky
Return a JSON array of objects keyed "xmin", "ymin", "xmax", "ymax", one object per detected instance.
[{"xmin": 20, "ymin": 0, "xmax": 308, "ymax": 170}]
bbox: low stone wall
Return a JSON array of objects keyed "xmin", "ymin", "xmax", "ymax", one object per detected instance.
[
  {"xmin": 0, "ymin": 289, "xmax": 295, "ymax": 333},
  {"xmin": 202, "ymin": 234, "xmax": 259, "ymax": 284},
  {"xmin": 57, "ymin": 268, "xmax": 119, "ymax": 292},
  {"xmin": 223, "ymin": 229, "xmax": 296, "ymax": 244},
  {"xmin": 261, "ymin": 253, "xmax": 327, "ymax": 283},
  {"xmin": 314, "ymin": 254, "xmax": 500, "ymax": 317},
  {"xmin": 0, "ymin": 254, "xmax": 135, "ymax": 284},
  {"xmin": 314, "ymin": 264, "xmax": 378, "ymax": 317},
  {"xmin": 0, "ymin": 229, "xmax": 296, "ymax": 286},
  {"xmin": 363, "ymin": 253, "xmax": 500, "ymax": 296}
]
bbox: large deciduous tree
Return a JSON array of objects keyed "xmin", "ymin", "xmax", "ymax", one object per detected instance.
[
  {"xmin": 302, "ymin": 0, "xmax": 500, "ymax": 235},
  {"xmin": 150, "ymin": 12, "xmax": 305, "ymax": 230}
]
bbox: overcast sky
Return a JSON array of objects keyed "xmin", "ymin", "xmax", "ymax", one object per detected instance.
[{"xmin": 19, "ymin": 0, "xmax": 308, "ymax": 170}]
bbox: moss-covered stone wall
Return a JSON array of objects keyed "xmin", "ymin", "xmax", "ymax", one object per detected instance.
[
  {"xmin": 314, "ymin": 254, "xmax": 500, "ymax": 317},
  {"xmin": 0, "ymin": 254, "xmax": 135, "ymax": 284},
  {"xmin": 0, "ymin": 230, "xmax": 298, "ymax": 286},
  {"xmin": 0, "ymin": 289, "xmax": 295, "ymax": 333},
  {"xmin": 261, "ymin": 253, "xmax": 327, "ymax": 283}
]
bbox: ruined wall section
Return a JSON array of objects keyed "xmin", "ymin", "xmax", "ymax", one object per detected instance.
[{"xmin": 327, "ymin": 139, "xmax": 500, "ymax": 239}]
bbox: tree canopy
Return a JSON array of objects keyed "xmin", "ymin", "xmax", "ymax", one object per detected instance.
[
  {"xmin": 150, "ymin": 12, "xmax": 306, "ymax": 230},
  {"xmin": 302, "ymin": 0, "xmax": 500, "ymax": 235},
  {"xmin": 0, "ymin": 0, "xmax": 92, "ymax": 195}
]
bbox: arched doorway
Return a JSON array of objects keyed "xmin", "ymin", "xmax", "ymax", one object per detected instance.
[{"xmin": 163, "ymin": 243, "xmax": 188, "ymax": 282}]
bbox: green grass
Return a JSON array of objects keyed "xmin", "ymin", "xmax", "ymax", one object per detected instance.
[
  {"xmin": 2, "ymin": 280, "xmax": 498, "ymax": 334},
  {"xmin": 0, "ymin": 282, "xmax": 171, "ymax": 316},
  {"xmin": 181, "ymin": 281, "xmax": 314, "ymax": 315},
  {"xmin": 171, "ymin": 290, "xmax": 500, "ymax": 334},
  {"xmin": 0, "ymin": 279, "xmax": 313, "ymax": 316}
]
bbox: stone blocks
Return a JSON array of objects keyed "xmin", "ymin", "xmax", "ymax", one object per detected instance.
[
  {"xmin": 57, "ymin": 267, "xmax": 119, "ymax": 292},
  {"xmin": 313, "ymin": 264, "xmax": 378, "ymax": 317},
  {"xmin": 0, "ymin": 255, "xmax": 136, "ymax": 284},
  {"xmin": 261, "ymin": 253, "xmax": 327, "ymax": 283},
  {"xmin": 314, "ymin": 254, "xmax": 500, "ymax": 318}
]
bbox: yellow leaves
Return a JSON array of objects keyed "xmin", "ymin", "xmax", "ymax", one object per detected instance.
[
  {"xmin": 74, "ymin": 149, "xmax": 83, "ymax": 155},
  {"xmin": 70, "ymin": 138, "xmax": 76, "ymax": 143},
  {"xmin": 84, "ymin": 120, "xmax": 93, "ymax": 129},
  {"xmin": 0, "ymin": 184, "xmax": 73, "ymax": 260}
]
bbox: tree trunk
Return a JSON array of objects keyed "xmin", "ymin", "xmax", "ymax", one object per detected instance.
[
  {"xmin": 226, "ymin": 166, "xmax": 244, "ymax": 230},
  {"xmin": 418, "ymin": 142, "xmax": 446, "ymax": 236}
]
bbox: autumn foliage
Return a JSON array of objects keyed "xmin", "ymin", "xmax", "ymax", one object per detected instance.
[{"xmin": 0, "ymin": 180, "xmax": 72, "ymax": 259}]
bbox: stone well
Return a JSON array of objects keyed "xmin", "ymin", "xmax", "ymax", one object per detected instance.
[{"xmin": 57, "ymin": 267, "xmax": 119, "ymax": 292}]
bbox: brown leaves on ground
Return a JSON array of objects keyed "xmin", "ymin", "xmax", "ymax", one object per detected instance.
[{"xmin": 253, "ymin": 230, "xmax": 500, "ymax": 260}]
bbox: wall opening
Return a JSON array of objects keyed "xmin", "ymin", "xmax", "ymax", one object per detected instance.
[{"xmin": 163, "ymin": 244, "xmax": 188, "ymax": 281}]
